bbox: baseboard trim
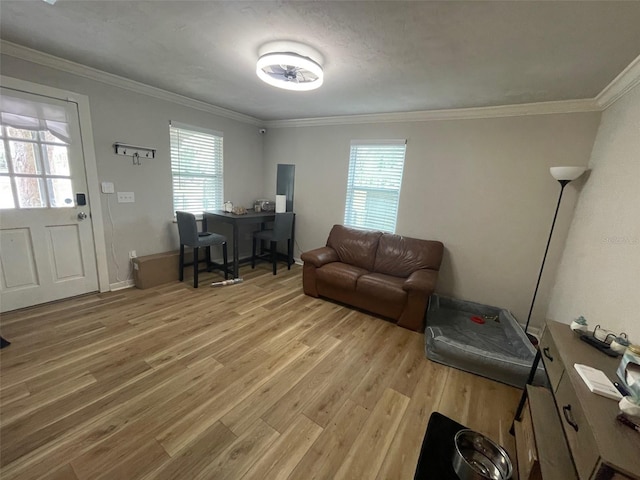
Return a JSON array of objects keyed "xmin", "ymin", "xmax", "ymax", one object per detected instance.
[
  {"xmin": 524, "ymin": 325, "xmax": 542, "ymax": 340},
  {"xmin": 110, "ymin": 279, "xmax": 135, "ymax": 291}
]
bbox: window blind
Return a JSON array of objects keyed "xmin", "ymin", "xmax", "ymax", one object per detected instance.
[
  {"xmin": 344, "ymin": 140, "xmax": 406, "ymax": 233},
  {"xmin": 170, "ymin": 122, "xmax": 223, "ymax": 215}
]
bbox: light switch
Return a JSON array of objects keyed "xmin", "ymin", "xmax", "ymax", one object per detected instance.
[{"xmin": 101, "ymin": 181, "xmax": 115, "ymax": 194}]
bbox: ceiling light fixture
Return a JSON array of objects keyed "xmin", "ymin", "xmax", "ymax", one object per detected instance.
[{"xmin": 256, "ymin": 41, "xmax": 324, "ymax": 92}]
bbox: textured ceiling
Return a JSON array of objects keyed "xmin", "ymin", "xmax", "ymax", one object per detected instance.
[{"xmin": 1, "ymin": 1, "xmax": 640, "ymax": 121}]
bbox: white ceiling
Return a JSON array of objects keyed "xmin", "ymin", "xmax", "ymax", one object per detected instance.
[{"xmin": 1, "ymin": 1, "xmax": 640, "ymax": 121}]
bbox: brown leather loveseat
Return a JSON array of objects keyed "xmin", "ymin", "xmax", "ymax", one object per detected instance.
[{"xmin": 301, "ymin": 225, "xmax": 444, "ymax": 331}]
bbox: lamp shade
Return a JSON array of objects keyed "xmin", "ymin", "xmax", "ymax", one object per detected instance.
[
  {"xmin": 256, "ymin": 52, "xmax": 323, "ymax": 91},
  {"xmin": 550, "ymin": 166, "xmax": 586, "ymax": 181}
]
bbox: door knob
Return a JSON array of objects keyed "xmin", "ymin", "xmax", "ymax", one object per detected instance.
[{"xmin": 77, "ymin": 212, "xmax": 88, "ymax": 221}]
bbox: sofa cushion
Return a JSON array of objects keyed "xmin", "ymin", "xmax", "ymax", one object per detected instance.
[
  {"xmin": 316, "ymin": 262, "xmax": 369, "ymax": 290},
  {"xmin": 374, "ymin": 234, "xmax": 444, "ymax": 278},
  {"xmin": 326, "ymin": 225, "xmax": 382, "ymax": 272},
  {"xmin": 356, "ymin": 273, "xmax": 407, "ymax": 305}
]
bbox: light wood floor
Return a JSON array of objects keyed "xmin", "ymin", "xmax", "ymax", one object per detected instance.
[{"xmin": 0, "ymin": 264, "xmax": 520, "ymax": 480}]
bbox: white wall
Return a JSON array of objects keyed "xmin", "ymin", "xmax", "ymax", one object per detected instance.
[
  {"xmin": 1, "ymin": 55, "xmax": 265, "ymax": 286},
  {"xmin": 263, "ymin": 113, "xmax": 601, "ymax": 329},
  {"xmin": 547, "ymin": 83, "xmax": 640, "ymax": 341}
]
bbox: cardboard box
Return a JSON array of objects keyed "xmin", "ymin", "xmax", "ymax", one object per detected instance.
[{"xmin": 133, "ymin": 251, "xmax": 187, "ymax": 289}]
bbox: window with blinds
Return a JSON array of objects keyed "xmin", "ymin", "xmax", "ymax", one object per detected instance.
[
  {"xmin": 344, "ymin": 140, "xmax": 406, "ymax": 233},
  {"xmin": 170, "ymin": 122, "xmax": 223, "ymax": 216}
]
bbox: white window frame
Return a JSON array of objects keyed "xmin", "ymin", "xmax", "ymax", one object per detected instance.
[
  {"xmin": 344, "ymin": 139, "xmax": 407, "ymax": 233},
  {"xmin": 170, "ymin": 121, "xmax": 223, "ymax": 217}
]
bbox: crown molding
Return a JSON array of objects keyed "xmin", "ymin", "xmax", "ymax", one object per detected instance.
[
  {"xmin": 595, "ymin": 54, "xmax": 640, "ymax": 110},
  {"xmin": 264, "ymin": 99, "xmax": 600, "ymax": 128},
  {"xmin": 2, "ymin": 40, "xmax": 637, "ymax": 128},
  {"xmin": 0, "ymin": 40, "xmax": 262, "ymax": 126}
]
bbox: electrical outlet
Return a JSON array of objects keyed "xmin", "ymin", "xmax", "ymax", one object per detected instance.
[
  {"xmin": 117, "ymin": 192, "xmax": 135, "ymax": 203},
  {"xmin": 129, "ymin": 250, "xmax": 137, "ymax": 259}
]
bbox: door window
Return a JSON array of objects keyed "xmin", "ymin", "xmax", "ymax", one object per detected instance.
[
  {"xmin": 0, "ymin": 125, "xmax": 73, "ymax": 209},
  {"xmin": 0, "ymin": 92, "xmax": 74, "ymax": 210}
]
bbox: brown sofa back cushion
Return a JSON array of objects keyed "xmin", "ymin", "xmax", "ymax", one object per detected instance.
[
  {"xmin": 374, "ymin": 233, "xmax": 444, "ymax": 278},
  {"xmin": 326, "ymin": 225, "xmax": 382, "ymax": 271}
]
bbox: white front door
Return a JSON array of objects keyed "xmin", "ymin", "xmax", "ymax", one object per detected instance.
[{"xmin": 0, "ymin": 87, "xmax": 99, "ymax": 312}]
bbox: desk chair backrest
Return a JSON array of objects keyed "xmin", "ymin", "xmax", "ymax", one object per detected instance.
[
  {"xmin": 273, "ymin": 212, "xmax": 295, "ymax": 241},
  {"xmin": 176, "ymin": 211, "xmax": 199, "ymax": 247}
]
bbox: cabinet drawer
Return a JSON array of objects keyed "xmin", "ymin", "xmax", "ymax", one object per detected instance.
[
  {"xmin": 540, "ymin": 328, "xmax": 564, "ymax": 392},
  {"xmin": 556, "ymin": 375, "xmax": 599, "ymax": 479},
  {"xmin": 514, "ymin": 398, "xmax": 542, "ymax": 480}
]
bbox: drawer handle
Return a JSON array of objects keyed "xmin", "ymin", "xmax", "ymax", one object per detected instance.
[
  {"xmin": 542, "ymin": 347, "xmax": 554, "ymax": 361},
  {"xmin": 563, "ymin": 404, "xmax": 579, "ymax": 432}
]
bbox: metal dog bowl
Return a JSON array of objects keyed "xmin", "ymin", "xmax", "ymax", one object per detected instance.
[{"xmin": 452, "ymin": 429, "xmax": 513, "ymax": 480}]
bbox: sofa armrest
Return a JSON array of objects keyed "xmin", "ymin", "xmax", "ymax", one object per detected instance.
[
  {"xmin": 301, "ymin": 247, "xmax": 339, "ymax": 268},
  {"xmin": 403, "ymin": 269, "xmax": 438, "ymax": 293}
]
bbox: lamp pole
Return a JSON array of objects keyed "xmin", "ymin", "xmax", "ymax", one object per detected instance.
[
  {"xmin": 524, "ymin": 179, "xmax": 569, "ymax": 333},
  {"xmin": 524, "ymin": 166, "xmax": 586, "ymax": 339}
]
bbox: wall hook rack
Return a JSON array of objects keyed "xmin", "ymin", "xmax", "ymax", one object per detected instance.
[{"xmin": 114, "ymin": 143, "xmax": 156, "ymax": 165}]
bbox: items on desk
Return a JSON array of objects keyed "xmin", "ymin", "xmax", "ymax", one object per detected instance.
[
  {"xmin": 578, "ymin": 324, "xmax": 630, "ymax": 357},
  {"xmin": 574, "ymin": 363, "xmax": 622, "ymax": 400},
  {"xmin": 232, "ymin": 206, "xmax": 247, "ymax": 215},
  {"xmin": 580, "ymin": 333, "xmax": 620, "ymax": 357},
  {"xmin": 615, "ymin": 381, "xmax": 631, "ymax": 397},
  {"xmin": 593, "ymin": 324, "xmax": 616, "ymax": 343},
  {"xmin": 616, "ymin": 413, "xmax": 640, "ymax": 434},
  {"xmin": 570, "ymin": 315, "xmax": 589, "ymax": 333},
  {"xmin": 611, "ymin": 334, "xmax": 630, "ymax": 355},
  {"xmin": 618, "ymin": 345, "xmax": 640, "ymax": 399},
  {"xmin": 224, "ymin": 200, "xmax": 233, "ymax": 213},
  {"xmin": 256, "ymin": 199, "xmax": 275, "ymax": 212},
  {"xmin": 619, "ymin": 396, "xmax": 640, "ymax": 423}
]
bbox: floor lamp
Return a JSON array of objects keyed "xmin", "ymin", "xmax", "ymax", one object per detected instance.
[{"xmin": 524, "ymin": 166, "xmax": 587, "ymax": 339}]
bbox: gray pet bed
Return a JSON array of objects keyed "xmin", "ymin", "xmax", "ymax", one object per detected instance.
[{"xmin": 425, "ymin": 295, "xmax": 546, "ymax": 388}]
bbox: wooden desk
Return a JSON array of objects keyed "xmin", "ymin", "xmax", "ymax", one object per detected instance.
[
  {"xmin": 203, "ymin": 210, "xmax": 276, "ymax": 278},
  {"xmin": 513, "ymin": 320, "xmax": 640, "ymax": 479}
]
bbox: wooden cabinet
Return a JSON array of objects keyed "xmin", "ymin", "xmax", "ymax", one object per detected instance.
[
  {"xmin": 515, "ymin": 385, "xmax": 576, "ymax": 480},
  {"xmin": 513, "ymin": 320, "xmax": 640, "ymax": 480},
  {"xmin": 514, "ymin": 398, "xmax": 541, "ymax": 480},
  {"xmin": 538, "ymin": 330, "xmax": 563, "ymax": 392},
  {"xmin": 555, "ymin": 374, "xmax": 599, "ymax": 479}
]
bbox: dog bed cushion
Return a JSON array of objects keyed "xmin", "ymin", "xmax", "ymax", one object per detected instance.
[{"xmin": 425, "ymin": 295, "xmax": 546, "ymax": 388}]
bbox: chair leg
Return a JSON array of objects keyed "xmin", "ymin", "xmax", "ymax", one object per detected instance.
[
  {"xmin": 271, "ymin": 241, "xmax": 277, "ymax": 275},
  {"xmin": 251, "ymin": 237, "xmax": 257, "ymax": 269},
  {"xmin": 287, "ymin": 239, "xmax": 292, "ymax": 270},
  {"xmin": 193, "ymin": 246, "xmax": 199, "ymax": 288},
  {"xmin": 206, "ymin": 246, "xmax": 212, "ymax": 271},
  {"xmin": 222, "ymin": 242, "xmax": 228, "ymax": 280},
  {"xmin": 179, "ymin": 244, "xmax": 185, "ymax": 281}
]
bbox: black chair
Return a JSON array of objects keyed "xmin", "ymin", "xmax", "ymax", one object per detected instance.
[
  {"xmin": 176, "ymin": 211, "xmax": 228, "ymax": 288},
  {"xmin": 251, "ymin": 212, "xmax": 294, "ymax": 275}
]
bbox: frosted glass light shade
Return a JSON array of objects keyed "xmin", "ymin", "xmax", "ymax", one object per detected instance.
[
  {"xmin": 550, "ymin": 166, "xmax": 586, "ymax": 181},
  {"xmin": 256, "ymin": 53, "xmax": 323, "ymax": 91}
]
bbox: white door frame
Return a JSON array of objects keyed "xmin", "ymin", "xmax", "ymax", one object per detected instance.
[{"xmin": 0, "ymin": 75, "xmax": 110, "ymax": 294}]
